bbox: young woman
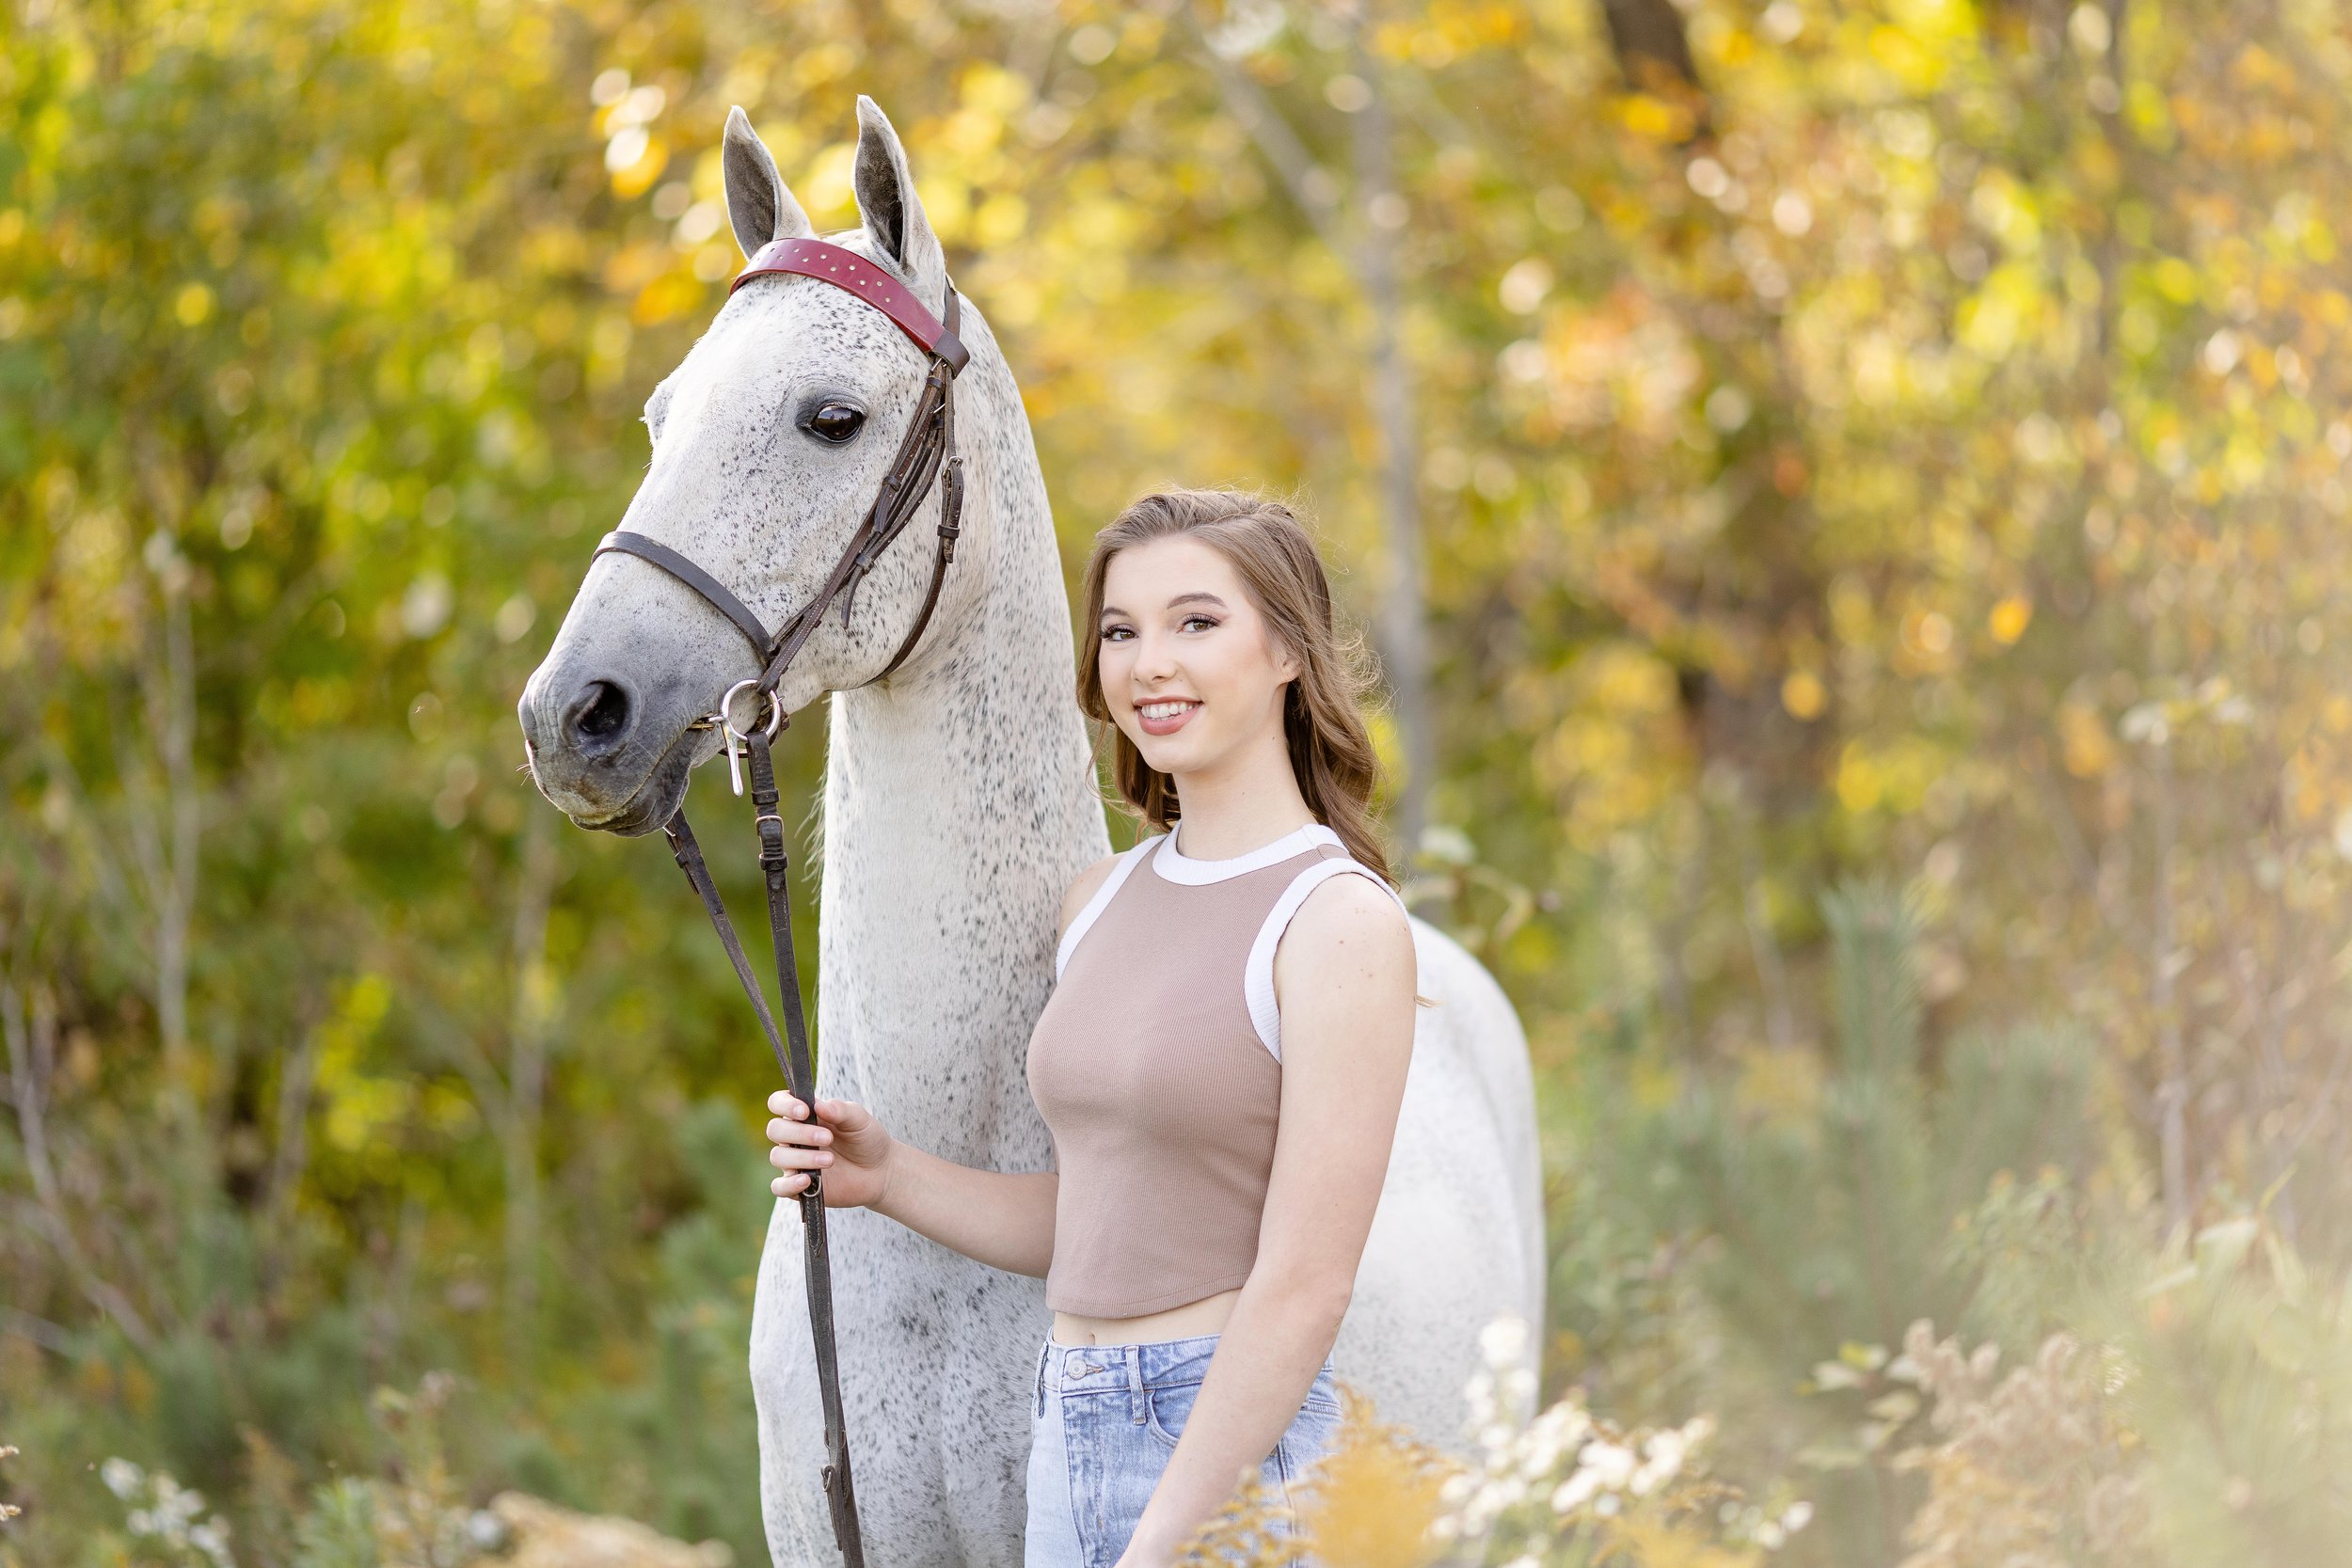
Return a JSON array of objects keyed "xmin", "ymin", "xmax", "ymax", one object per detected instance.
[{"xmin": 760, "ymin": 487, "xmax": 1420, "ymax": 1567}]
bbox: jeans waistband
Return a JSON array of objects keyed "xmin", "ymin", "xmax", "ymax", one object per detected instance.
[
  {"xmin": 1031, "ymin": 1329, "xmax": 1337, "ymax": 1417},
  {"xmin": 1045, "ymin": 1330, "xmax": 1226, "ymax": 1391}
]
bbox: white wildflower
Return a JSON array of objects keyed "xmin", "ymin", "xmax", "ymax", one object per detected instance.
[
  {"xmin": 1630, "ymin": 1423, "xmax": 1696, "ymax": 1494},
  {"xmin": 1465, "ymin": 1473, "xmax": 1528, "ymax": 1528},
  {"xmin": 1580, "ymin": 1438, "xmax": 1637, "ymax": 1489},
  {"xmin": 1479, "ymin": 1313, "xmax": 1532, "ymax": 1368},
  {"xmin": 1551, "ymin": 1468, "xmax": 1600, "ymax": 1513},
  {"xmin": 1462, "ymin": 1368, "xmax": 1502, "ymax": 1440},
  {"xmin": 1781, "ymin": 1499, "xmax": 1814, "ymax": 1532},
  {"xmin": 1522, "ymin": 1402, "xmax": 1595, "ymax": 1477},
  {"xmin": 151, "ymin": 1472, "xmax": 204, "ymax": 1529},
  {"xmin": 1532, "ymin": 1400, "xmax": 1591, "ymax": 1442},
  {"xmin": 1518, "ymin": 1432, "xmax": 1566, "ymax": 1479},
  {"xmin": 101, "ymin": 1457, "xmax": 144, "ymax": 1499}
]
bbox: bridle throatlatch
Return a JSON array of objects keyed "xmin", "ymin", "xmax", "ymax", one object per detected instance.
[{"xmin": 587, "ymin": 238, "xmax": 971, "ymax": 1568}]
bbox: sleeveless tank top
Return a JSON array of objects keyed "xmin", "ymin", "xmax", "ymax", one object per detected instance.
[{"xmin": 1024, "ymin": 819, "xmax": 1408, "ymax": 1317}]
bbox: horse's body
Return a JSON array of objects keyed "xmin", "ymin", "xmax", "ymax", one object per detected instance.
[{"xmin": 519, "ymin": 97, "xmax": 1542, "ymax": 1568}]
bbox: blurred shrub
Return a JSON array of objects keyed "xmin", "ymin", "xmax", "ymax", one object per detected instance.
[
  {"xmin": 1179, "ymin": 1315, "xmax": 1806, "ymax": 1568},
  {"xmin": 1557, "ymin": 881, "xmax": 2102, "ymax": 1561}
]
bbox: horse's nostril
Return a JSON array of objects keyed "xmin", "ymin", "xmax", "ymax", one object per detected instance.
[{"xmin": 571, "ymin": 679, "xmax": 632, "ymax": 743}]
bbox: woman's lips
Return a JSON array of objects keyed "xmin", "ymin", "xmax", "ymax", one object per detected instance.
[{"xmin": 1136, "ymin": 699, "xmax": 1200, "ymax": 736}]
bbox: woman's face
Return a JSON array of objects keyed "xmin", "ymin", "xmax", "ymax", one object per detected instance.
[{"xmin": 1096, "ymin": 534, "xmax": 1299, "ymax": 780}]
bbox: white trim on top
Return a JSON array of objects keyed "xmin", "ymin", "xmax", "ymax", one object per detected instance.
[
  {"xmin": 1244, "ymin": 859, "xmax": 1412, "ymax": 1062},
  {"xmin": 1150, "ymin": 819, "xmax": 1344, "ymax": 885},
  {"xmin": 1055, "ymin": 832, "xmax": 1167, "ymax": 980}
]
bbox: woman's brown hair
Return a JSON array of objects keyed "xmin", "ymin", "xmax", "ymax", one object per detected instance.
[{"xmin": 1074, "ymin": 486, "xmax": 1396, "ymax": 887}]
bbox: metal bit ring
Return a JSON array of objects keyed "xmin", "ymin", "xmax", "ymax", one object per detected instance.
[{"xmin": 719, "ymin": 678, "xmax": 784, "ymax": 744}]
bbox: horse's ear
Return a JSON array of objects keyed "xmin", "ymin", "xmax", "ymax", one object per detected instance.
[
  {"xmin": 850, "ymin": 95, "xmax": 947, "ymax": 313},
  {"xmin": 723, "ymin": 105, "xmax": 815, "ymax": 259}
]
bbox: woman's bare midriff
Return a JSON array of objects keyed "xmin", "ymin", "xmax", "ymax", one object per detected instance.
[{"xmin": 1052, "ymin": 1285, "xmax": 1243, "ymax": 1347}]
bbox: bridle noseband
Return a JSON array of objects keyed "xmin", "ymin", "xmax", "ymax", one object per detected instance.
[{"xmin": 581, "ymin": 236, "xmax": 973, "ymax": 1568}]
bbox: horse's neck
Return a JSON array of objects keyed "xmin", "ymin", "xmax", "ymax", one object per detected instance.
[{"xmin": 813, "ymin": 389, "xmax": 1107, "ymax": 1164}]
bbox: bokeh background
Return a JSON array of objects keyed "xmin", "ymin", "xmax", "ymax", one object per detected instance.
[{"xmin": 6, "ymin": 0, "xmax": 2352, "ymax": 1562}]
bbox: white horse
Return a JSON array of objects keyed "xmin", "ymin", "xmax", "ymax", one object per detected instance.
[{"xmin": 518, "ymin": 96, "xmax": 1543, "ymax": 1568}]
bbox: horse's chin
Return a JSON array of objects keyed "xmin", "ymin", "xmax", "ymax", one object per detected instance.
[{"xmin": 564, "ymin": 729, "xmax": 700, "ymax": 837}]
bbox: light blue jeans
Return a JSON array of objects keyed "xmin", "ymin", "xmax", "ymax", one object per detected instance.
[{"xmin": 1025, "ymin": 1330, "xmax": 1343, "ymax": 1568}]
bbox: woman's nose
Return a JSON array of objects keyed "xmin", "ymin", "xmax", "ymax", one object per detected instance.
[{"xmin": 1133, "ymin": 634, "xmax": 1180, "ymax": 677}]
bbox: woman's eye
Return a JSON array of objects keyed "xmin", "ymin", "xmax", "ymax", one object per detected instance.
[
  {"xmin": 1099, "ymin": 618, "xmax": 1214, "ymax": 641},
  {"xmin": 808, "ymin": 404, "xmax": 866, "ymax": 442}
]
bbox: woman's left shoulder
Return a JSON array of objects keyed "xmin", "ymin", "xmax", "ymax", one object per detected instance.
[{"xmin": 1284, "ymin": 863, "xmax": 1414, "ymax": 955}]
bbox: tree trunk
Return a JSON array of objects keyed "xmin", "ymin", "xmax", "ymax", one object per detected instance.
[
  {"xmin": 1348, "ymin": 14, "xmax": 1435, "ymax": 875},
  {"xmin": 503, "ymin": 812, "xmax": 561, "ymax": 1366}
]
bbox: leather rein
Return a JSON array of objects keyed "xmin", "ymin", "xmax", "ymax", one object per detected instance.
[{"xmin": 588, "ymin": 236, "xmax": 971, "ymax": 1567}]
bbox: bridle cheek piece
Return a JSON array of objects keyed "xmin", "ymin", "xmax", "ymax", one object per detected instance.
[{"xmin": 580, "ymin": 237, "xmax": 973, "ymax": 1567}]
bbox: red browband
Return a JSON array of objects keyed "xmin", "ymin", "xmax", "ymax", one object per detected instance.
[{"xmin": 729, "ymin": 237, "xmax": 968, "ymax": 372}]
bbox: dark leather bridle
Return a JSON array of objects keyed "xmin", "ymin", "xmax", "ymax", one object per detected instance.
[{"xmin": 588, "ymin": 235, "xmax": 970, "ymax": 1567}]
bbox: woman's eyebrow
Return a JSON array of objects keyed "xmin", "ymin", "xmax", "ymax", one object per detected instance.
[{"xmin": 1099, "ymin": 592, "xmax": 1229, "ymax": 618}]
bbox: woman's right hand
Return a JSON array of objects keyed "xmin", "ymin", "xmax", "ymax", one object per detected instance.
[{"xmin": 766, "ymin": 1090, "xmax": 896, "ymax": 1210}]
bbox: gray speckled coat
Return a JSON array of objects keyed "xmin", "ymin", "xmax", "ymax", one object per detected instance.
[{"xmin": 519, "ymin": 97, "xmax": 1543, "ymax": 1568}]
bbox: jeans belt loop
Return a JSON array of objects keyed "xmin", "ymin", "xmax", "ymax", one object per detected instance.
[{"xmin": 1126, "ymin": 1342, "xmax": 1145, "ymax": 1426}]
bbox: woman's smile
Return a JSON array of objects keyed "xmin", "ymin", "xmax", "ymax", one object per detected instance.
[{"xmin": 1136, "ymin": 698, "xmax": 1200, "ymax": 736}]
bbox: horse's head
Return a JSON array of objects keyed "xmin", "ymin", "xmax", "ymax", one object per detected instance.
[{"xmin": 518, "ymin": 96, "xmax": 966, "ymax": 835}]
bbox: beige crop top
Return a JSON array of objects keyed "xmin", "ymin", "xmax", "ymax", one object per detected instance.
[{"xmin": 1024, "ymin": 819, "xmax": 1408, "ymax": 1317}]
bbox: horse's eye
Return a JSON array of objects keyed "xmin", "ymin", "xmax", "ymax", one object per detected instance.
[{"xmin": 808, "ymin": 404, "xmax": 865, "ymax": 442}]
